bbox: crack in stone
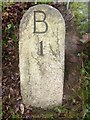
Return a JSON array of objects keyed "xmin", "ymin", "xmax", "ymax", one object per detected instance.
[
  {"xmin": 52, "ymin": 28, "xmax": 60, "ymax": 58},
  {"xmin": 49, "ymin": 44, "xmax": 57, "ymax": 58},
  {"xmin": 31, "ymin": 53, "xmax": 43, "ymax": 73},
  {"xmin": 27, "ymin": 58, "xmax": 31, "ymax": 82},
  {"xmin": 27, "ymin": 58, "xmax": 32, "ymax": 97},
  {"xmin": 36, "ymin": 35, "xmax": 40, "ymax": 56},
  {"xmin": 56, "ymin": 28, "xmax": 60, "ymax": 53}
]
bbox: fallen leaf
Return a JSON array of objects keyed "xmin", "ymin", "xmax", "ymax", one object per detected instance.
[{"xmin": 20, "ymin": 103, "xmax": 24, "ymax": 114}]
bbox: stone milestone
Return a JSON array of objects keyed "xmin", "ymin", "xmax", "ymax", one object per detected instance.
[{"xmin": 19, "ymin": 4, "xmax": 65, "ymax": 108}]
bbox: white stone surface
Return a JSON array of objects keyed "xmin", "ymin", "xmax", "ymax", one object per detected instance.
[{"xmin": 19, "ymin": 4, "xmax": 65, "ymax": 108}]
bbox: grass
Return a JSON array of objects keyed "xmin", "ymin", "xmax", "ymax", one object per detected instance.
[
  {"xmin": 70, "ymin": 2, "xmax": 89, "ymax": 37},
  {"xmin": 34, "ymin": 0, "xmax": 53, "ymax": 4},
  {"xmin": 0, "ymin": 100, "xmax": 2, "ymax": 120},
  {"xmin": 80, "ymin": 54, "xmax": 90, "ymax": 120}
]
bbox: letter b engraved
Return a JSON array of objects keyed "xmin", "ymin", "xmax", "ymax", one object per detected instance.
[{"xmin": 34, "ymin": 11, "xmax": 48, "ymax": 33}]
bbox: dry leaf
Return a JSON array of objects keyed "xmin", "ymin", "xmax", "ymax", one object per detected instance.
[{"xmin": 20, "ymin": 103, "xmax": 24, "ymax": 114}]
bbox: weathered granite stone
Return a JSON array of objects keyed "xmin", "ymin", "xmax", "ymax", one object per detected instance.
[{"xmin": 19, "ymin": 4, "xmax": 65, "ymax": 108}]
